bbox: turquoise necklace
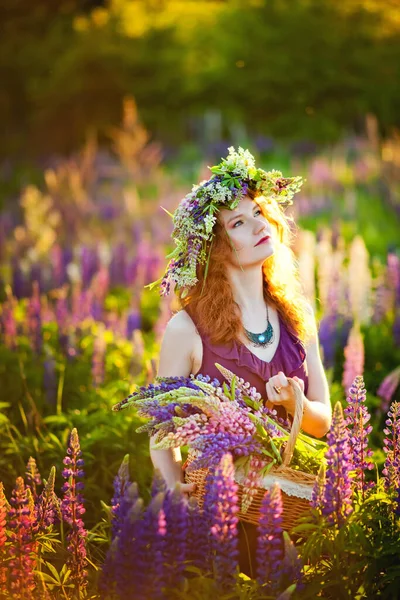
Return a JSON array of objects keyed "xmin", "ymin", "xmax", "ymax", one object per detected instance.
[{"xmin": 244, "ymin": 304, "xmax": 274, "ymax": 348}]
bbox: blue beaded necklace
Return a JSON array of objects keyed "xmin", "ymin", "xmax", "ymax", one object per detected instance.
[{"xmin": 244, "ymin": 304, "xmax": 274, "ymax": 348}]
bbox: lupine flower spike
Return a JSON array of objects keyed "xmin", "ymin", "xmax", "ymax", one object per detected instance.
[
  {"xmin": 256, "ymin": 483, "xmax": 284, "ymax": 591},
  {"xmin": 321, "ymin": 402, "xmax": 353, "ymax": 526},
  {"xmin": 61, "ymin": 428, "xmax": 88, "ymax": 595},
  {"xmin": 344, "ymin": 375, "xmax": 374, "ymax": 499},
  {"xmin": 382, "ymin": 401, "xmax": 400, "ymax": 498},
  {"xmin": 203, "ymin": 452, "xmax": 240, "ymax": 590},
  {"xmin": 7, "ymin": 477, "xmax": 37, "ymax": 599}
]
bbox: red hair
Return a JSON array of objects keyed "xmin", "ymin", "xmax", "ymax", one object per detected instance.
[{"xmin": 176, "ymin": 190, "xmax": 314, "ymax": 345}]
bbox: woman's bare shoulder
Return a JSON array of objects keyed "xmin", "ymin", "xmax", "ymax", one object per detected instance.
[
  {"xmin": 166, "ymin": 309, "xmax": 198, "ymax": 335},
  {"xmin": 157, "ymin": 310, "xmax": 202, "ymax": 377}
]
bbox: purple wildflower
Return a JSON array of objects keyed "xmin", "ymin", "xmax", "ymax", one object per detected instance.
[
  {"xmin": 110, "ymin": 454, "xmax": 131, "ymax": 540},
  {"xmin": 113, "ymin": 495, "xmax": 144, "ymax": 598},
  {"xmin": 116, "ymin": 492, "xmax": 168, "ymax": 599},
  {"xmin": 344, "ymin": 375, "xmax": 374, "ymax": 498},
  {"xmin": 186, "ymin": 497, "xmax": 212, "ymax": 573},
  {"xmin": 99, "ymin": 481, "xmax": 139, "ymax": 599},
  {"xmin": 7, "ymin": 477, "xmax": 37, "ymax": 599},
  {"xmin": 203, "ymin": 452, "xmax": 239, "ymax": 590},
  {"xmin": 187, "ymin": 432, "xmax": 263, "ymax": 472},
  {"xmin": 161, "ymin": 486, "xmax": 188, "ymax": 591},
  {"xmin": 256, "ymin": 483, "xmax": 284, "ymax": 591},
  {"xmin": 382, "ymin": 401, "xmax": 400, "ymax": 494},
  {"xmin": 61, "ymin": 428, "xmax": 88, "ymax": 595},
  {"xmin": 321, "ymin": 403, "xmax": 353, "ymax": 526}
]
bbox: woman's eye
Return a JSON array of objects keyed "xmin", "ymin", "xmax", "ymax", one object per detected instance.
[{"xmin": 233, "ymin": 210, "xmax": 262, "ymax": 227}]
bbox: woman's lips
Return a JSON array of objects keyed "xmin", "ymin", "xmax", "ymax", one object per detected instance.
[{"xmin": 255, "ymin": 236, "xmax": 270, "ymax": 246}]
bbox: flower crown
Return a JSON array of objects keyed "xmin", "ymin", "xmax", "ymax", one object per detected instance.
[{"xmin": 148, "ymin": 147, "xmax": 304, "ymax": 296}]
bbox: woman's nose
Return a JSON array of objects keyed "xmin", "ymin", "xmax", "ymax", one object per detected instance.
[{"xmin": 254, "ymin": 219, "xmax": 267, "ymax": 235}]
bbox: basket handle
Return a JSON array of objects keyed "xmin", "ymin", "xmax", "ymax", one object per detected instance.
[{"xmin": 280, "ymin": 377, "xmax": 304, "ymax": 467}]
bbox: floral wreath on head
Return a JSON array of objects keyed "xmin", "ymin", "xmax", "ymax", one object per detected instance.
[{"xmin": 147, "ymin": 147, "xmax": 305, "ymax": 297}]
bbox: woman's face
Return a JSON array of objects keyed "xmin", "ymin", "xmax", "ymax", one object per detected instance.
[{"xmin": 218, "ymin": 195, "xmax": 275, "ymax": 267}]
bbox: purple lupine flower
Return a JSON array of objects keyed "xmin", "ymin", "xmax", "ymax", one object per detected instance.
[
  {"xmin": 113, "ymin": 494, "xmax": 144, "ymax": 598},
  {"xmin": 7, "ymin": 477, "xmax": 37, "ymax": 598},
  {"xmin": 382, "ymin": 401, "xmax": 400, "ymax": 494},
  {"xmin": 188, "ymin": 432, "xmax": 263, "ymax": 472},
  {"xmin": 344, "ymin": 375, "xmax": 374, "ymax": 499},
  {"xmin": 61, "ymin": 428, "xmax": 88, "ymax": 595},
  {"xmin": 186, "ymin": 497, "xmax": 212, "ymax": 573},
  {"xmin": 161, "ymin": 486, "xmax": 188, "ymax": 591},
  {"xmin": 342, "ymin": 323, "xmax": 364, "ymax": 393},
  {"xmin": 321, "ymin": 403, "xmax": 353, "ymax": 526},
  {"xmin": 203, "ymin": 452, "xmax": 239, "ymax": 590},
  {"xmin": 115, "ymin": 492, "xmax": 168, "ymax": 599},
  {"xmin": 256, "ymin": 483, "xmax": 284, "ymax": 591},
  {"xmin": 110, "ymin": 454, "xmax": 131, "ymax": 540},
  {"xmin": 34, "ymin": 466, "xmax": 59, "ymax": 532},
  {"xmin": 99, "ymin": 480, "xmax": 139, "ymax": 599},
  {"xmin": 377, "ymin": 366, "xmax": 400, "ymax": 415},
  {"xmin": 25, "ymin": 456, "xmax": 42, "ymax": 501}
]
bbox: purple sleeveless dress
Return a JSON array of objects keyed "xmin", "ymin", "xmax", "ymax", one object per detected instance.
[
  {"xmin": 188, "ymin": 311, "xmax": 309, "ymax": 578},
  {"xmin": 192, "ymin": 312, "xmax": 309, "ymax": 420}
]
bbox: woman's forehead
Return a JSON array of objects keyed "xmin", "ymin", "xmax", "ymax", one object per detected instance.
[{"xmin": 218, "ymin": 195, "xmax": 259, "ymax": 223}]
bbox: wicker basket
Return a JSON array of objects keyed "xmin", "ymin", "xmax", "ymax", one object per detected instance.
[{"xmin": 183, "ymin": 376, "xmax": 317, "ymax": 531}]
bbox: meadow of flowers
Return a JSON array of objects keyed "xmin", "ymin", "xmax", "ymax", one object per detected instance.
[{"xmin": 0, "ymin": 105, "xmax": 400, "ymax": 598}]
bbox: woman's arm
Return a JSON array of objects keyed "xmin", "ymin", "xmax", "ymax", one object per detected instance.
[
  {"xmin": 300, "ymin": 333, "xmax": 332, "ymax": 438},
  {"xmin": 149, "ymin": 311, "xmax": 198, "ymax": 491}
]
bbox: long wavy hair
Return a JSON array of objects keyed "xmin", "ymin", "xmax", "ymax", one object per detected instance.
[{"xmin": 176, "ymin": 189, "xmax": 314, "ymax": 345}]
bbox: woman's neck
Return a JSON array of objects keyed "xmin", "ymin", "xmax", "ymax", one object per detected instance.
[{"xmin": 227, "ymin": 264, "xmax": 267, "ymax": 316}]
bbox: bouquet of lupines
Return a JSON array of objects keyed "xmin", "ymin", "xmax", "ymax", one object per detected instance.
[{"xmin": 112, "ymin": 364, "xmax": 327, "ymax": 512}]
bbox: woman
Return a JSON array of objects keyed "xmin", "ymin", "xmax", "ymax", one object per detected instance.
[{"xmin": 149, "ymin": 147, "xmax": 332, "ymax": 578}]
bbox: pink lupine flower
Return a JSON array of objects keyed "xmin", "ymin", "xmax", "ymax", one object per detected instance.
[
  {"xmin": 61, "ymin": 428, "xmax": 88, "ymax": 595},
  {"xmin": 7, "ymin": 477, "xmax": 37, "ymax": 598},
  {"xmin": 342, "ymin": 323, "xmax": 364, "ymax": 392}
]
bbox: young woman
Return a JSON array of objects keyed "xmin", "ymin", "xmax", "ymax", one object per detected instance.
[{"xmin": 149, "ymin": 148, "xmax": 332, "ymax": 577}]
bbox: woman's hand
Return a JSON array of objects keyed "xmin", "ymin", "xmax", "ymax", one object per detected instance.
[{"xmin": 265, "ymin": 371, "xmax": 305, "ymax": 417}]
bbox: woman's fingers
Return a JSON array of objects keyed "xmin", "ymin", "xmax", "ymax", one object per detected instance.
[{"xmin": 292, "ymin": 376, "xmax": 305, "ymax": 392}]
